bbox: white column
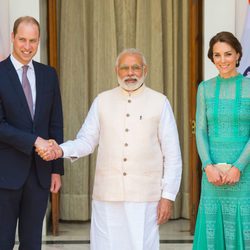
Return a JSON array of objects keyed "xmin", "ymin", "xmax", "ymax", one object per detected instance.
[{"xmin": 0, "ymin": 0, "xmax": 10, "ymax": 60}]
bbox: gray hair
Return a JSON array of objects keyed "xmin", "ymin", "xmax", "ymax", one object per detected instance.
[{"xmin": 115, "ymin": 48, "xmax": 147, "ymax": 67}]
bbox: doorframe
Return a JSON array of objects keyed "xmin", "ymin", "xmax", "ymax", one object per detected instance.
[
  {"xmin": 188, "ymin": 0, "xmax": 203, "ymax": 234},
  {"xmin": 47, "ymin": 0, "xmax": 60, "ymax": 236}
]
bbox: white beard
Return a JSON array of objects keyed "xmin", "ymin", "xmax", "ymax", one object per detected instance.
[{"xmin": 118, "ymin": 75, "xmax": 145, "ymax": 91}]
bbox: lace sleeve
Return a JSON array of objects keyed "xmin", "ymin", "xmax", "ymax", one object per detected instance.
[
  {"xmin": 233, "ymin": 138, "xmax": 250, "ymax": 171},
  {"xmin": 196, "ymin": 82, "xmax": 213, "ymax": 169}
]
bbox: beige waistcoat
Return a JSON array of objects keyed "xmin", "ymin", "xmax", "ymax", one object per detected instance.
[{"xmin": 93, "ymin": 85, "xmax": 166, "ymax": 202}]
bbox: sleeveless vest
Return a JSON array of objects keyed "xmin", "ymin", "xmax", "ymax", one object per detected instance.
[{"xmin": 93, "ymin": 85, "xmax": 166, "ymax": 201}]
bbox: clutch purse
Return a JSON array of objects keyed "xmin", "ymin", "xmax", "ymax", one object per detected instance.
[{"xmin": 214, "ymin": 163, "xmax": 231, "ymax": 173}]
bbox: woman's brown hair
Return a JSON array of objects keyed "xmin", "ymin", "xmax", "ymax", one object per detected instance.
[{"xmin": 207, "ymin": 31, "xmax": 242, "ymax": 67}]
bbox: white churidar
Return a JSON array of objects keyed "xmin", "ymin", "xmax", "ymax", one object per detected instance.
[{"xmin": 90, "ymin": 200, "xmax": 159, "ymax": 250}]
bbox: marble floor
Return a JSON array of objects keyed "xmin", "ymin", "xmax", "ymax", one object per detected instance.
[{"xmin": 14, "ymin": 219, "xmax": 193, "ymax": 250}]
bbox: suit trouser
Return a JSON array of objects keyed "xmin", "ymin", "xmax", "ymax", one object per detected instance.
[{"xmin": 0, "ymin": 163, "xmax": 49, "ymax": 250}]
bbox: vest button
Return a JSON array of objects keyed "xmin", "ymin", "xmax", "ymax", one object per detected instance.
[
  {"xmin": 126, "ymin": 113, "xmax": 130, "ymax": 117},
  {"xmin": 128, "ymin": 99, "xmax": 131, "ymax": 103},
  {"xmin": 123, "ymin": 158, "xmax": 127, "ymax": 162},
  {"xmin": 124, "ymin": 143, "xmax": 128, "ymax": 147},
  {"xmin": 125, "ymin": 128, "xmax": 129, "ymax": 132},
  {"xmin": 123, "ymin": 172, "xmax": 127, "ymax": 176}
]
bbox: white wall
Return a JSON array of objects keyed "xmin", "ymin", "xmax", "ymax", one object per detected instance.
[
  {"xmin": 204, "ymin": 0, "xmax": 249, "ymax": 80},
  {"xmin": 203, "ymin": 0, "xmax": 236, "ymax": 80},
  {"xmin": 0, "ymin": 0, "xmax": 10, "ymax": 60}
]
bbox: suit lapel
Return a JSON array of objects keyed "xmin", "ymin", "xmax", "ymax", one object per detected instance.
[
  {"xmin": 5, "ymin": 57, "xmax": 33, "ymax": 121},
  {"xmin": 33, "ymin": 62, "xmax": 44, "ymax": 123}
]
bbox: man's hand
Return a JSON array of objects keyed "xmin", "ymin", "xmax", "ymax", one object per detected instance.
[
  {"xmin": 34, "ymin": 137, "xmax": 54, "ymax": 151},
  {"xmin": 50, "ymin": 174, "xmax": 61, "ymax": 193},
  {"xmin": 157, "ymin": 198, "xmax": 173, "ymax": 225},
  {"xmin": 35, "ymin": 137, "xmax": 63, "ymax": 161}
]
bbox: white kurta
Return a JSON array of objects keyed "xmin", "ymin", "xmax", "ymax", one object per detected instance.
[{"xmin": 60, "ymin": 86, "xmax": 182, "ymax": 250}]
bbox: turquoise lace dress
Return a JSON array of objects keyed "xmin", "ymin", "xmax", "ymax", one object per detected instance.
[{"xmin": 193, "ymin": 74, "xmax": 250, "ymax": 250}]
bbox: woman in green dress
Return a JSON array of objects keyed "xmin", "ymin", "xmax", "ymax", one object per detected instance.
[{"xmin": 193, "ymin": 32, "xmax": 250, "ymax": 249}]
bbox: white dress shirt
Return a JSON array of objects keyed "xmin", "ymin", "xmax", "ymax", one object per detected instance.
[{"xmin": 10, "ymin": 54, "xmax": 36, "ymax": 114}]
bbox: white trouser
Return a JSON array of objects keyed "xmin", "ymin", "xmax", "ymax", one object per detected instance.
[{"xmin": 90, "ymin": 200, "xmax": 159, "ymax": 250}]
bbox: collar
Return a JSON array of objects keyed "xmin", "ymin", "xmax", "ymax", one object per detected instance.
[
  {"xmin": 10, "ymin": 54, "xmax": 34, "ymax": 72},
  {"xmin": 118, "ymin": 83, "xmax": 146, "ymax": 97}
]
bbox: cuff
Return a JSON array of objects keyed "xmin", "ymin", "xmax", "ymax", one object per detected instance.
[{"xmin": 161, "ymin": 191, "xmax": 176, "ymax": 201}]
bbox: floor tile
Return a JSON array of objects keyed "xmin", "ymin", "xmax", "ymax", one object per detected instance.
[{"xmin": 14, "ymin": 219, "xmax": 193, "ymax": 249}]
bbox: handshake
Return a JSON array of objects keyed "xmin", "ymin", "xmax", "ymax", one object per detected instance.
[{"xmin": 35, "ymin": 136, "xmax": 63, "ymax": 161}]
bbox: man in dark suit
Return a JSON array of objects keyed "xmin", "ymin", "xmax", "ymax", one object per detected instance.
[{"xmin": 0, "ymin": 16, "xmax": 63, "ymax": 249}]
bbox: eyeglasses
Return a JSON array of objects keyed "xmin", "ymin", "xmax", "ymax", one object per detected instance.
[{"xmin": 118, "ymin": 64, "xmax": 144, "ymax": 73}]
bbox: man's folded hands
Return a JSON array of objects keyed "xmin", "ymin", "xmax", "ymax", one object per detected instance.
[{"xmin": 34, "ymin": 136, "xmax": 62, "ymax": 161}]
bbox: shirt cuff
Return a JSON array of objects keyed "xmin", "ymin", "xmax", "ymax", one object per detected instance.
[
  {"xmin": 161, "ymin": 191, "xmax": 176, "ymax": 201},
  {"xmin": 60, "ymin": 144, "xmax": 79, "ymax": 162}
]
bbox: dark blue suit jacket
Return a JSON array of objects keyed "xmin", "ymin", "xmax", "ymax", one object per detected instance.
[{"xmin": 0, "ymin": 56, "xmax": 64, "ymax": 190}]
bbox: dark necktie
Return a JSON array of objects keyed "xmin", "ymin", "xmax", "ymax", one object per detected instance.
[{"xmin": 22, "ymin": 65, "xmax": 34, "ymax": 118}]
